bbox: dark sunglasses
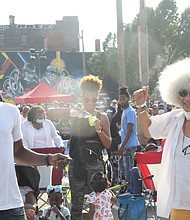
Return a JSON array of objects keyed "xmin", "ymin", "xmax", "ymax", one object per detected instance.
[
  {"xmin": 84, "ymin": 97, "xmax": 97, "ymax": 104},
  {"xmin": 179, "ymin": 89, "xmax": 190, "ymax": 97},
  {"xmin": 182, "ymin": 145, "xmax": 190, "ymax": 156}
]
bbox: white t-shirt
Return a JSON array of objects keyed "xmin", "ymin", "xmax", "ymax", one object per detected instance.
[
  {"xmin": 33, "ymin": 127, "xmax": 46, "ymax": 148},
  {"xmin": 0, "ymin": 103, "xmax": 23, "ymax": 210},
  {"xmin": 172, "ymin": 132, "xmax": 190, "ymax": 209}
]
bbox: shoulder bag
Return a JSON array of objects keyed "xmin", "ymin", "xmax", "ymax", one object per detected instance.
[
  {"xmin": 78, "ymin": 140, "xmax": 103, "ymax": 163},
  {"xmin": 118, "ymin": 193, "xmax": 147, "ymax": 220}
]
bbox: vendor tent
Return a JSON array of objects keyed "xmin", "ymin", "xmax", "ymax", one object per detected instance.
[{"xmin": 15, "ymin": 82, "xmax": 72, "ymax": 104}]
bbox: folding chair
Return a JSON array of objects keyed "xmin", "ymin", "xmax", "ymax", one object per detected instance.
[
  {"xmin": 31, "ymin": 147, "xmax": 63, "ymax": 210},
  {"xmin": 109, "ymin": 153, "xmax": 126, "ymax": 187},
  {"xmin": 135, "ymin": 151, "xmax": 162, "ymax": 220}
]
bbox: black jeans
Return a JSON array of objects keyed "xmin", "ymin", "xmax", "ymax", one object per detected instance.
[{"xmin": 0, "ymin": 207, "xmax": 26, "ymax": 220}]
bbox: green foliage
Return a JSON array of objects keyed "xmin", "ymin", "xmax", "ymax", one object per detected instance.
[
  {"xmin": 154, "ymin": 0, "xmax": 179, "ymax": 44},
  {"xmin": 88, "ymin": 0, "xmax": 190, "ymax": 96},
  {"xmin": 87, "ymin": 33, "xmax": 117, "ymax": 79},
  {"xmin": 87, "ymin": 52, "xmax": 107, "ymax": 78},
  {"xmin": 124, "ymin": 23, "xmax": 140, "ymax": 94},
  {"xmin": 178, "ymin": 8, "xmax": 190, "ymax": 56}
]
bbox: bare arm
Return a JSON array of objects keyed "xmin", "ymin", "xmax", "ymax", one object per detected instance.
[
  {"xmin": 24, "ymin": 191, "xmax": 36, "ymax": 220},
  {"xmin": 14, "ymin": 139, "xmax": 71, "ymax": 168},
  {"xmin": 87, "ymin": 203, "xmax": 95, "ymax": 220},
  {"xmin": 25, "ymin": 191, "xmax": 36, "ymax": 209},
  {"xmin": 43, "ymin": 209, "xmax": 51, "ymax": 219},
  {"xmin": 133, "ymin": 86, "xmax": 152, "ymax": 138},
  {"xmin": 51, "ymin": 205, "xmax": 68, "ymax": 220},
  {"xmin": 136, "ymin": 109, "xmax": 152, "ymax": 138},
  {"xmin": 118, "ymin": 123, "xmax": 133, "ymax": 155},
  {"xmin": 109, "ymin": 190, "xmax": 117, "ymax": 204},
  {"xmin": 95, "ymin": 113, "xmax": 112, "ymax": 149}
]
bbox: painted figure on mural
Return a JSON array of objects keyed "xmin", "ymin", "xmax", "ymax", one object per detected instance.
[
  {"xmin": 44, "ymin": 65, "xmax": 58, "ymax": 87},
  {"xmin": 44, "ymin": 65, "xmax": 78, "ymax": 96},
  {"xmin": 21, "ymin": 63, "xmax": 39, "ymax": 88},
  {"xmin": 0, "ymin": 51, "xmax": 89, "ymax": 100},
  {"xmin": 2, "ymin": 63, "xmax": 38, "ymax": 100}
]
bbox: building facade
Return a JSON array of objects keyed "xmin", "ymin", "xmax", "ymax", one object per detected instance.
[{"xmin": 0, "ymin": 15, "xmax": 79, "ymax": 52}]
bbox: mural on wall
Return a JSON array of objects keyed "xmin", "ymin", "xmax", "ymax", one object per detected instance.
[{"xmin": 0, "ymin": 51, "xmax": 92, "ymax": 100}]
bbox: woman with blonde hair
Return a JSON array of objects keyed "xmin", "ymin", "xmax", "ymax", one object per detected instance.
[
  {"xmin": 133, "ymin": 58, "xmax": 190, "ymax": 220},
  {"xmin": 68, "ymin": 74, "xmax": 112, "ymax": 220}
]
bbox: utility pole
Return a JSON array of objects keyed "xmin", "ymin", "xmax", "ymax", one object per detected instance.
[
  {"xmin": 138, "ymin": 0, "xmax": 149, "ymax": 86},
  {"xmin": 81, "ymin": 30, "xmax": 86, "ymax": 76},
  {"xmin": 77, "ymin": 30, "xmax": 86, "ymax": 76},
  {"xmin": 116, "ymin": 0, "xmax": 126, "ymax": 86}
]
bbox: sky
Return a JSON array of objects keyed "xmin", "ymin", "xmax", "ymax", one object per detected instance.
[{"xmin": 1, "ymin": 0, "xmax": 190, "ymax": 52}]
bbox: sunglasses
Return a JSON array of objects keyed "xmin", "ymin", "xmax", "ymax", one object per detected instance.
[
  {"xmin": 179, "ymin": 89, "xmax": 190, "ymax": 97},
  {"xmin": 182, "ymin": 145, "xmax": 190, "ymax": 156},
  {"xmin": 84, "ymin": 97, "xmax": 97, "ymax": 104},
  {"xmin": 46, "ymin": 185, "xmax": 62, "ymax": 193}
]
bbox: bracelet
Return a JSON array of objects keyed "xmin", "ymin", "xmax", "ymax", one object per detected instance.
[
  {"xmin": 138, "ymin": 109, "xmax": 147, "ymax": 115},
  {"xmin": 96, "ymin": 127, "xmax": 102, "ymax": 134},
  {"xmin": 137, "ymin": 106, "xmax": 146, "ymax": 112},
  {"xmin": 45, "ymin": 154, "xmax": 51, "ymax": 167},
  {"xmin": 136, "ymin": 102, "xmax": 146, "ymax": 109}
]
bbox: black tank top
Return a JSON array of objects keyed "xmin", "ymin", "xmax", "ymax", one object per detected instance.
[{"xmin": 69, "ymin": 112, "xmax": 102, "ymax": 158}]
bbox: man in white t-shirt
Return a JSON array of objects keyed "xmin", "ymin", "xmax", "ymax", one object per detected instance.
[{"xmin": 0, "ymin": 102, "xmax": 71, "ymax": 220}]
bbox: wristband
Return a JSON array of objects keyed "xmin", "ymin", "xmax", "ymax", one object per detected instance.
[
  {"xmin": 96, "ymin": 127, "xmax": 102, "ymax": 134},
  {"xmin": 136, "ymin": 102, "xmax": 146, "ymax": 109},
  {"xmin": 138, "ymin": 109, "xmax": 147, "ymax": 115},
  {"xmin": 45, "ymin": 154, "xmax": 51, "ymax": 167}
]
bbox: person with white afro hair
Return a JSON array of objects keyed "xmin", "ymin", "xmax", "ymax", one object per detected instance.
[
  {"xmin": 159, "ymin": 57, "xmax": 190, "ymax": 107},
  {"xmin": 133, "ymin": 57, "xmax": 190, "ymax": 220}
]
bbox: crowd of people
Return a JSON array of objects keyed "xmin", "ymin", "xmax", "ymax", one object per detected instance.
[{"xmin": 1, "ymin": 57, "xmax": 190, "ymax": 220}]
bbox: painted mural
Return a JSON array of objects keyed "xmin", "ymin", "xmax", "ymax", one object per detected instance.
[{"xmin": 0, "ymin": 51, "xmax": 92, "ymax": 100}]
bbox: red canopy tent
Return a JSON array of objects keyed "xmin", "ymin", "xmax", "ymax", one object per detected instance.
[{"xmin": 15, "ymin": 82, "xmax": 72, "ymax": 104}]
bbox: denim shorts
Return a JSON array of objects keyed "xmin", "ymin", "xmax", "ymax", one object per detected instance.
[{"xmin": 0, "ymin": 207, "xmax": 26, "ymax": 220}]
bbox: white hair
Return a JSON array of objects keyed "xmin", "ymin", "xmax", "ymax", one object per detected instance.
[{"xmin": 159, "ymin": 57, "xmax": 190, "ymax": 107}]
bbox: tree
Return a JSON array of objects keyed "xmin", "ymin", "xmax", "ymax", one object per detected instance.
[
  {"xmin": 87, "ymin": 33, "xmax": 119, "ymax": 98},
  {"xmin": 123, "ymin": 8, "xmax": 162, "ymax": 95},
  {"xmin": 88, "ymin": 0, "xmax": 190, "ymax": 97},
  {"xmin": 178, "ymin": 8, "xmax": 190, "ymax": 56},
  {"xmin": 87, "ymin": 52, "xmax": 107, "ymax": 78},
  {"xmin": 87, "ymin": 32, "xmax": 117, "ymax": 79},
  {"xmin": 153, "ymin": 0, "xmax": 181, "ymax": 64}
]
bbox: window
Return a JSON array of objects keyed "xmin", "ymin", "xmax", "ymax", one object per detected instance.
[
  {"xmin": 0, "ymin": 34, "xmax": 4, "ymax": 45},
  {"xmin": 20, "ymin": 34, "xmax": 27, "ymax": 45}
]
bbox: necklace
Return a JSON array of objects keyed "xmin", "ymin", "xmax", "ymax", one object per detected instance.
[{"xmin": 182, "ymin": 133, "xmax": 185, "ymax": 155}]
